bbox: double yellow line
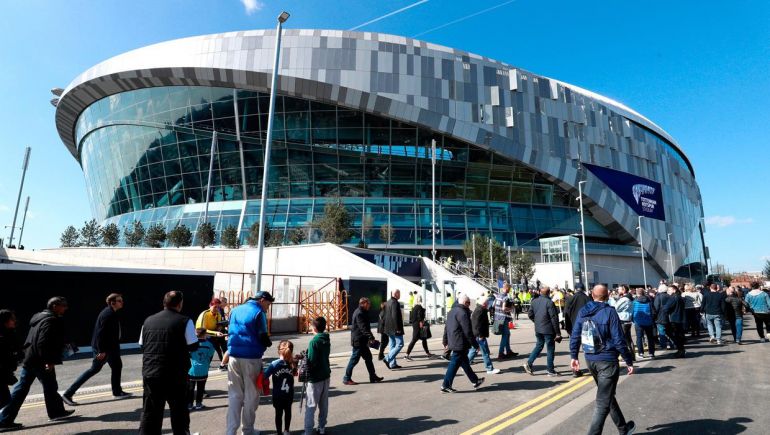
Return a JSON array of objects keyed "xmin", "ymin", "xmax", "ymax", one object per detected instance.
[
  {"xmin": 460, "ymin": 375, "xmax": 594, "ymax": 434},
  {"xmin": 20, "ymin": 374, "xmax": 228, "ymax": 410}
]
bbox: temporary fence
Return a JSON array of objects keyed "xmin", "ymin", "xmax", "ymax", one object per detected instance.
[{"xmin": 213, "ymin": 271, "xmax": 348, "ymax": 334}]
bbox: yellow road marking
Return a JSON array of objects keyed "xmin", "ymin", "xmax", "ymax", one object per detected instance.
[
  {"xmin": 460, "ymin": 376, "xmax": 592, "ymax": 435},
  {"xmin": 20, "ymin": 374, "xmax": 229, "ymax": 410},
  {"xmin": 481, "ymin": 377, "xmax": 594, "ymax": 434}
]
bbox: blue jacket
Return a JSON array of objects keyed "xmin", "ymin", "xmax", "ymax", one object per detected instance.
[
  {"xmin": 228, "ymin": 300, "xmax": 269, "ymax": 359},
  {"xmin": 569, "ymin": 301, "xmax": 633, "ymax": 366},
  {"xmin": 189, "ymin": 339, "xmax": 215, "ymax": 378},
  {"xmin": 746, "ymin": 290, "xmax": 770, "ymax": 314},
  {"xmin": 631, "ymin": 295, "xmax": 654, "ymax": 327}
]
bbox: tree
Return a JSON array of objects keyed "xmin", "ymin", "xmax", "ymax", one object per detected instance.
[
  {"xmin": 360, "ymin": 214, "xmax": 374, "ymax": 247},
  {"xmin": 168, "ymin": 224, "xmax": 192, "ymax": 248},
  {"xmin": 763, "ymin": 259, "xmax": 770, "ymax": 279},
  {"xmin": 247, "ymin": 221, "xmax": 271, "ymax": 248},
  {"xmin": 196, "ymin": 222, "xmax": 215, "ymax": 248},
  {"xmin": 144, "ymin": 223, "xmax": 167, "ymax": 248},
  {"xmin": 314, "ymin": 199, "xmax": 353, "ymax": 245},
  {"xmin": 60, "ymin": 225, "xmax": 80, "ymax": 248},
  {"xmin": 463, "ymin": 233, "xmax": 506, "ymax": 278},
  {"xmin": 79, "ymin": 219, "xmax": 102, "ymax": 247},
  {"xmin": 267, "ymin": 230, "xmax": 284, "ymax": 247},
  {"xmin": 289, "ymin": 227, "xmax": 307, "ymax": 245},
  {"xmin": 124, "ymin": 221, "xmax": 145, "ymax": 247},
  {"xmin": 221, "ymin": 225, "xmax": 240, "ymax": 249},
  {"xmin": 102, "ymin": 223, "xmax": 120, "ymax": 247},
  {"xmin": 379, "ymin": 223, "xmax": 395, "ymax": 245},
  {"xmin": 511, "ymin": 250, "xmax": 536, "ymax": 284}
]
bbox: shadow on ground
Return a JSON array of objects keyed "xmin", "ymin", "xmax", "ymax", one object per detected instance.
[
  {"xmin": 641, "ymin": 416, "xmax": 752, "ymax": 434},
  {"xmin": 330, "ymin": 415, "xmax": 459, "ymax": 434}
]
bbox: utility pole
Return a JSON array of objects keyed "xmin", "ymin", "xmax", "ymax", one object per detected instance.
[
  {"xmin": 17, "ymin": 197, "xmax": 30, "ymax": 247},
  {"xmin": 8, "ymin": 147, "xmax": 31, "ymax": 247}
]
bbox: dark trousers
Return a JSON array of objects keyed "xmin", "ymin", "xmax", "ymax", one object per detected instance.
[
  {"xmin": 442, "ymin": 350, "xmax": 478, "ymax": 388},
  {"xmin": 0, "ymin": 384, "xmax": 9, "ymax": 410},
  {"xmin": 665, "ymin": 323, "xmax": 685, "ymax": 352},
  {"xmin": 209, "ymin": 336, "xmax": 226, "ymax": 361},
  {"xmin": 406, "ymin": 324, "xmax": 430, "ymax": 355},
  {"xmin": 685, "ymin": 308, "xmax": 701, "ymax": 336},
  {"xmin": 634, "ymin": 324, "xmax": 656, "ymax": 356},
  {"xmin": 187, "ymin": 378, "xmax": 207, "ymax": 405},
  {"xmin": 753, "ymin": 313, "xmax": 770, "ymax": 338},
  {"xmin": 343, "ymin": 344, "xmax": 377, "ymax": 382},
  {"xmin": 620, "ymin": 322, "xmax": 634, "ymax": 357},
  {"xmin": 0, "ymin": 366, "xmax": 66, "ymax": 423},
  {"xmin": 65, "ymin": 351, "xmax": 123, "ymax": 397},
  {"xmin": 377, "ymin": 333, "xmax": 389, "ymax": 360},
  {"xmin": 139, "ymin": 376, "xmax": 189, "ymax": 435},
  {"xmin": 586, "ymin": 360, "xmax": 630, "ymax": 435},
  {"xmin": 274, "ymin": 401, "xmax": 292, "ymax": 433}
]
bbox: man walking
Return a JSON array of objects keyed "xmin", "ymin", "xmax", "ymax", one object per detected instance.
[
  {"xmin": 468, "ymin": 297, "xmax": 500, "ymax": 374},
  {"xmin": 609, "ymin": 286, "xmax": 634, "ymax": 360},
  {"xmin": 570, "ymin": 285, "xmax": 636, "ymax": 435},
  {"xmin": 523, "ymin": 287, "xmax": 562, "ymax": 377},
  {"xmin": 701, "ymin": 284, "xmax": 726, "ymax": 345},
  {"xmin": 653, "ymin": 288, "xmax": 672, "ymax": 350},
  {"xmin": 343, "ymin": 297, "xmax": 383, "ymax": 385},
  {"xmin": 62, "ymin": 293, "xmax": 130, "ymax": 405},
  {"xmin": 138, "ymin": 291, "xmax": 198, "ymax": 435},
  {"xmin": 0, "ymin": 297, "xmax": 75, "ymax": 431},
  {"xmin": 493, "ymin": 284, "xmax": 517, "ymax": 359},
  {"xmin": 565, "ymin": 283, "xmax": 590, "ymax": 336},
  {"xmin": 440, "ymin": 294, "xmax": 484, "ymax": 393},
  {"xmin": 745, "ymin": 282, "xmax": 770, "ymax": 342},
  {"xmin": 382, "ymin": 290, "xmax": 405, "ymax": 370},
  {"xmin": 226, "ymin": 291, "xmax": 274, "ymax": 435},
  {"xmin": 631, "ymin": 288, "xmax": 656, "ymax": 359}
]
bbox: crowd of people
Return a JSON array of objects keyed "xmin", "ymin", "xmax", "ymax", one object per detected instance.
[{"xmin": 0, "ymin": 279, "xmax": 767, "ymax": 434}]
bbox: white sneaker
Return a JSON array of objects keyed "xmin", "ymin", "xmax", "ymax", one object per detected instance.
[{"xmin": 486, "ymin": 368, "xmax": 501, "ymax": 374}]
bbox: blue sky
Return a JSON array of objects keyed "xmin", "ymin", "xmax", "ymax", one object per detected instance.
[{"xmin": 0, "ymin": 0, "xmax": 768, "ymax": 272}]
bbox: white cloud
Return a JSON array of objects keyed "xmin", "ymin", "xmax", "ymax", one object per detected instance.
[
  {"xmin": 240, "ymin": 0, "xmax": 264, "ymax": 15},
  {"xmin": 704, "ymin": 215, "xmax": 754, "ymax": 228}
]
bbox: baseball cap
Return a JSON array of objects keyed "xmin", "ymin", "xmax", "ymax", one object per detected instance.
[{"xmin": 254, "ymin": 291, "xmax": 275, "ymax": 302}]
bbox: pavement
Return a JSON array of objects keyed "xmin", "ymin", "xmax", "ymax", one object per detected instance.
[{"xmin": 8, "ymin": 315, "xmax": 770, "ymax": 434}]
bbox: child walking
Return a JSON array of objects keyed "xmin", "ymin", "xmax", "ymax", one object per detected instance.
[
  {"xmin": 264, "ymin": 340, "xmax": 297, "ymax": 435},
  {"xmin": 188, "ymin": 327, "xmax": 215, "ymax": 410}
]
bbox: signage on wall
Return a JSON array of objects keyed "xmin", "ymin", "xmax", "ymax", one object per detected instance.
[{"xmin": 583, "ymin": 163, "xmax": 666, "ymax": 221}]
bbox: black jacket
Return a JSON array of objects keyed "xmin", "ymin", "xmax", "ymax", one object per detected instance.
[
  {"xmin": 442, "ymin": 304, "xmax": 477, "ymax": 352},
  {"xmin": 724, "ymin": 295, "xmax": 747, "ymax": 319},
  {"xmin": 92, "ymin": 306, "xmax": 122, "ymax": 353},
  {"xmin": 383, "ymin": 297, "xmax": 404, "ymax": 336},
  {"xmin": 350, "ymin": 307, "xmax": 375, "ymax": 347},
  {"xmin": 665, "ymin": 295, "xmax": 686, "ymax": 324},
  {"xmin": 528, "ymin": 295, "xmax": 561, "ymax": 336},
  {"xmin": 409, "ymin": 304, "xmax": 426, "ymax": 326},
  {"xmin": 0, "ymin": 327, "xmax": 22, "ymax": 385},
  {"xmin": 23, "ymin": 310, "xmax": 66, "ymax": 368},
  {"xmin": 141, "ymin": 309, "xmax": 196, "ymax": 379},
  {"xmin": 471, "ymin": 305, "xmax": 490, "ymax": 338},
  {"xmin": 565, "ymin": 291, "xmax": 590, "ymax": 327},
  {"xmin": 377, "ymin": 310, "xmax": 385, "ymax": 334},
  {"xmin": 701, "ymin": 291, "xmax": 726, "ymax": 315},
  {"xmin": 653, "ymin": 293, "xmax": 671, "ymax": 324}
]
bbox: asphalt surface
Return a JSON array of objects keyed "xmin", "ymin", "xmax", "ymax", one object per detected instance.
[{"xmin": 9, "ymin": 315, "xmax": 770, "ymax": 434}]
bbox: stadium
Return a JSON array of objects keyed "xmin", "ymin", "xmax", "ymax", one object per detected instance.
[{"xmin": 54, "ymin": 29, "xmax": 707, "ymax": 283}]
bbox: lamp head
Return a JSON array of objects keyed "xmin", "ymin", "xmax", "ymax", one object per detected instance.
[{"xmin": 278, "ymin": 11, "xmax": 290, "ymax": 23}]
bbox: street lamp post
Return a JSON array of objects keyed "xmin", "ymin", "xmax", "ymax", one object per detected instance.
[
  {"xmin": 577, "ymin": 180, "xmax": 588, "ymax": 286},
  {"xmin": 202, "ymin": 131, "xmax": 218, "ymax": 224},
  {"xmin": 17, "ymin": 197, "xmax": 30, "ymax": 247},
  {"xmin": 472, "ymin": 233, "xmax": 477, "ymax": 274},
  {"xmin": 666, "ymin": 232, "xmax": 674, "ymax": 282},
  {"xmin": 431, "ymin": 139, "xmax": 437, "ymax": 262},
  {"xmin": 255, "ymin": 11, "xmax": 290, "ymax": 294},
  {"xmin": 638, "ymin": 215, "xmax": 648, "ymax": 289},
  {"xmin": 8, "ymin": 147, "xmax": 30, "ymax": 247},
  {"xmin": 488, "ymin": 237, "xmax": 494, "ymax": 283}
]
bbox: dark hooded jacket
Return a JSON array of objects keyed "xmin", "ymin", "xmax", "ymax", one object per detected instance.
[
  {"xmin": 569, "ymin": 301, "xmax": 633, "ymax": 365},
  {"xmin": 565, "ymin": 291, "xmax": 590, "ymax": 330},
  {"xmin": 23, "ymin": 310, "xmax": 66, "ymax": 368},
  {"xmin": 350, "ymin": 306, "xmax": 375, "ymax": 347},
  {"xmin": 665, "ymin": 294, "xmax": 686, "ymax": 324},
  {"xmin": 471, "ymin": 305, "xmax": 490, "ymax": 338},
  {"xmin": 0, "ymin": 327, "xmax": 22, "ymax": 384},
  {"xmin": 653, "ymin": 292, "xmax": 671, "ymax": 324},
  {"xmin": 383, "ymin": 297, "xmax": 404, "ymax": 336},
  {"xmin": 443, "ymin": 303, "xmax": 477, "ymax": 352}
]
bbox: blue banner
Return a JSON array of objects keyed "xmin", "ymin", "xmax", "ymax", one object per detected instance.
[{"xmin": 584, "ymin": 163, "xmax": 666, "ymax": 221}]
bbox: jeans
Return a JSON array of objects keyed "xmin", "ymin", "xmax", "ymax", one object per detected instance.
[
  {"xmin": 527, "ymin": 333, "xmax": 555, "ymax": 372},
  {"xmin": 753, "ymin": 313, "xmax": 770, "ymax": 339},
  {"xmin": 139, "ymin": 376, "xmax": 189, "ymax": 435},
  {"xmin": 304, "ymin": 378, "xmax": 329, "ymax": 435},
  {"xmin": 0, "ymin": 365, "xmax": 66, "ymax": 423},
  {"xmin": 385, "ymin": 334, "xmax": 404, "ymax": 368},
  {"xmin": 656, "ymin": 324, "xmax": 669, "ymax": 348},
  {"xmin": 728, "ymin": 317, "xmax": 743, "ymax": 342},
  {"xmin": 705, "ymin": 314, "xmax": 723, "ymax": 340},
  {"xmin": 64, "ymin": 351, "xmax": 123, "ymax": 397},
  {"xmin": 586, "ymin": 360, "xmax": 631, "ymax": 435},
  {"xmin": 498, "ymin": 323, "xmax": 513, "ymax": 355},
  {"xmin": 226, "ymin": 356, "xmax": 262, "ymax": 435},
  {"xmin": 468, "ymin": 337, "xmax": 494, "ymax": 371},
  {"xmin": 634, "ymin": 324, "xmax": 655, "ymax": 356},
  {"xmin": 343, "ymin": 344, "xmax": 377, "ymax": 382},
  {"xmin": 442, "ymin": 350, "xmax": 479, "ymax": 388}
]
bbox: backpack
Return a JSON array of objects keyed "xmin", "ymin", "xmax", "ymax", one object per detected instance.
[
  {"xmin": 580, "ymin": 312, "xmax": 604, "ymax": 354},
  {"xmin": 297, "ymin": 350, "xmax": 312, "ymax": 383}
]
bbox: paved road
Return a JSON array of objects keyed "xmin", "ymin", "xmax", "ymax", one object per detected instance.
[{"xmin": 10, "ymin": 316, "xmax": 770, "ymax": 434}]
